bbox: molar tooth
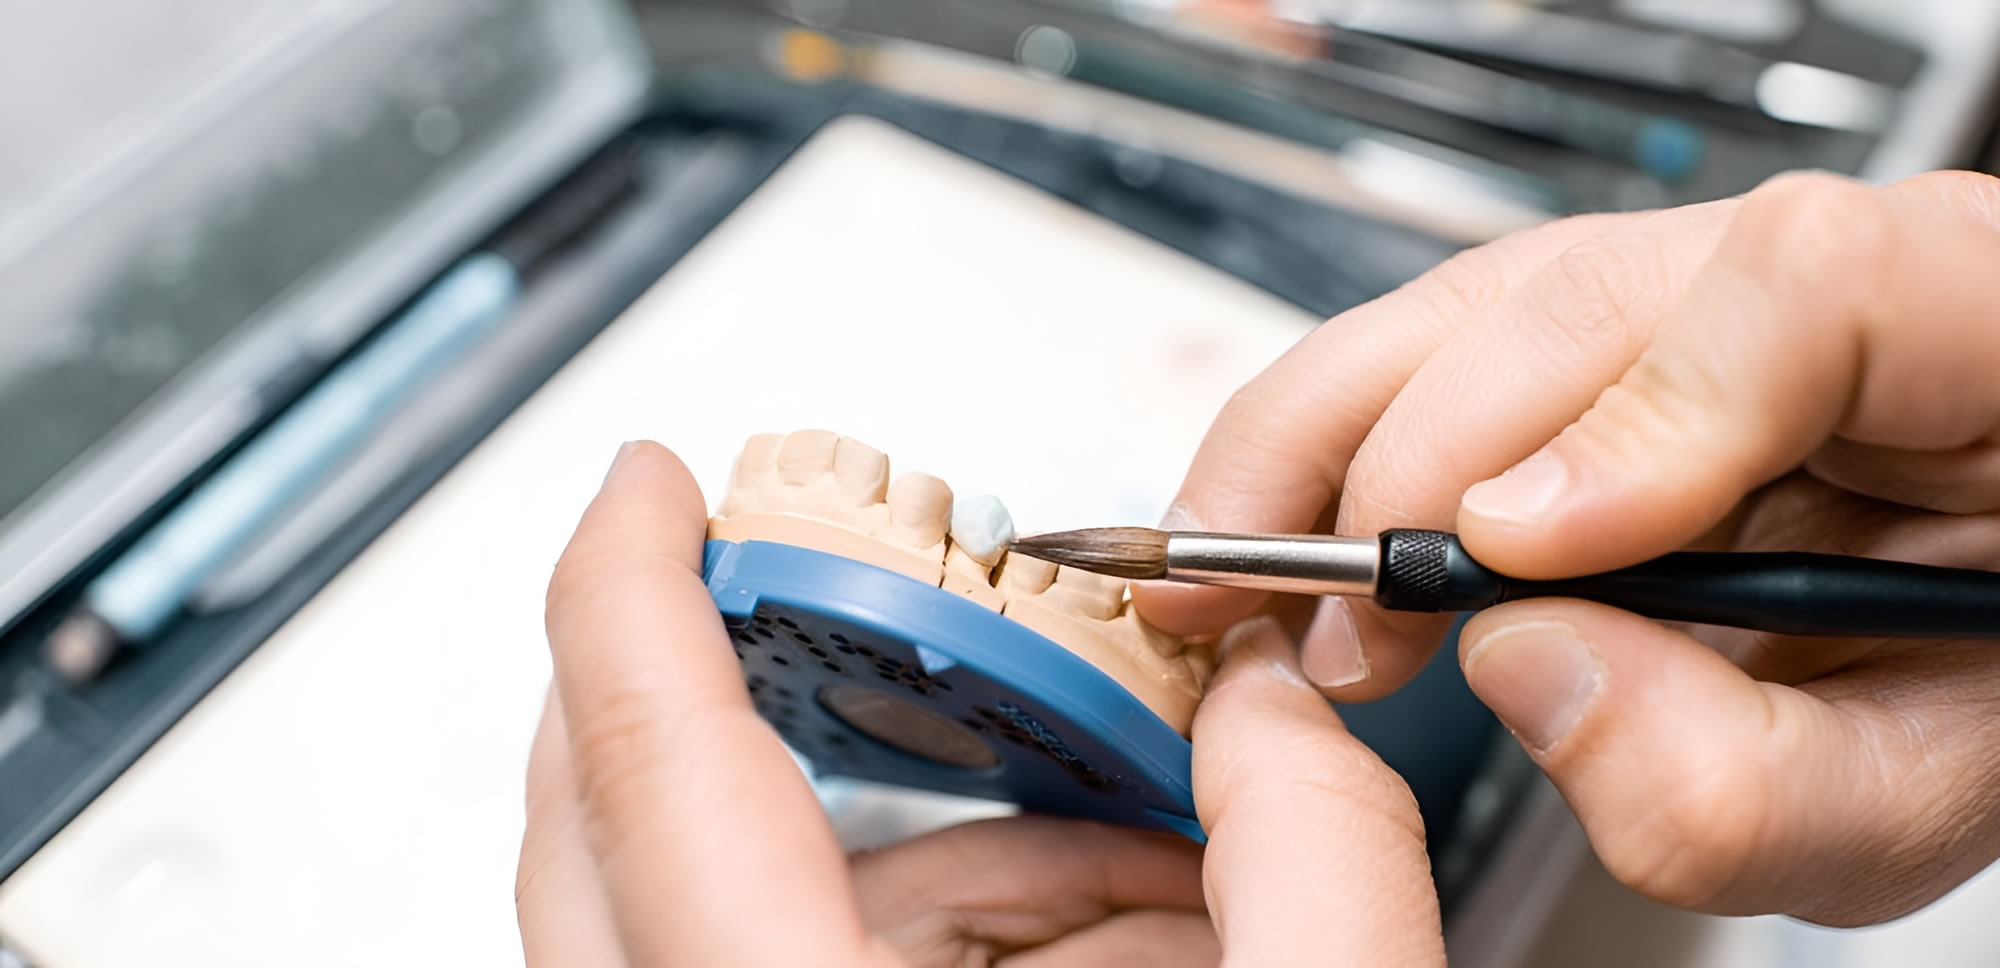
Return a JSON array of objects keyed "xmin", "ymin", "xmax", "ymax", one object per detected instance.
[
  {"xmin": 776, "ymin": 429, "xmax": 839, "ymax": 485},
  {"xmin": 1048, "ymin": 566, "xmax": 1124, "ymax": 621},
  {"xmin": 886, "ymin": 472, "xmax": 952, "ymax": 549},
  {"xmin": 994, "ymin": 551, "xmax": 1056, "ymax": 596},
  {"xmin": 833, "ymin": 437, "xmax": 890, "ymax": 504},
  {"xmin": 948, "ymin": 494, "xmax": 1014, "ymax": 566}
]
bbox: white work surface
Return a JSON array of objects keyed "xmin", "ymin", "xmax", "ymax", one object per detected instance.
[
  {"xmin": 0, "ymin": 117, "xmax": 1315, "ymax": 966},
  {"xmin": 9, "ymin": 116, "xmax": 2000, "ymax": 968}
]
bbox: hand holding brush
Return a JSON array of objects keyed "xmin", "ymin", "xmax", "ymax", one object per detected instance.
[{"xmin": 1128, "ymin": 173, "xmax": 2000, "ymax": 927}]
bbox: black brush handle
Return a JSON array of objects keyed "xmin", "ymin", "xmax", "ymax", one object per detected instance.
[{"xmin": 1374, "ymin": 529, "xmax": 2000, "ymax": 638}]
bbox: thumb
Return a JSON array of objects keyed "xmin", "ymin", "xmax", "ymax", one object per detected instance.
[{"xmin": 1460, "ymin": 599, "xmax": 2000, "ymax": 924}]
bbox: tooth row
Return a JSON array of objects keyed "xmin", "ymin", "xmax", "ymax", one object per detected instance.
[
  {"xmin": 711, "ymin": 430, "xmax": 1211, "ymax": 734},
  {"xmin": 947, "ymin": 552, "xmax": 1208, "ymax": 733},
  {"xmin": 726, "ymin": 431, "xmax": 896, "ymax": 534},
  {"xmin": 712, "ymin": 431, "xmax": 952, "ymax": 583}
]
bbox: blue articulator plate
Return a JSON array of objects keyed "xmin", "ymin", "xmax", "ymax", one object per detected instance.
[{"xmin": 703, "ymin": 539, "xmax": 1203, "ymax": 841}]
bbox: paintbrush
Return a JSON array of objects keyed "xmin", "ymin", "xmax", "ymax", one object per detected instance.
[{"xmin": 1007, "ymin": 527, "xmax": 2000, "ymax": 638}]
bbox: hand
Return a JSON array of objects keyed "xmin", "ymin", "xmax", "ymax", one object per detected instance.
[
  {"xmin": 1136, "ymin": 170, "xmax": 2000, "ymax": 925},
  {"xmin": 515, "ymin": 442, "xmax": 1444, "ymax": 966}
]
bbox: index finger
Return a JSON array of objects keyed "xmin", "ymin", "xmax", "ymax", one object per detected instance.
[
  {"xmin": 544, "ymin": 441, "xmax": 876, "ymax": 965},
  {"xmin": 1459, "ymin": 172, "xmax": 2000, "ymax": 577},
  {"xmin": 1135, "ymin": 210, "xmax": 1643, "ymax": 637},
  {"xmin": 1192, "ymin": 618, "xmax": 1445, "ymax": 965}
]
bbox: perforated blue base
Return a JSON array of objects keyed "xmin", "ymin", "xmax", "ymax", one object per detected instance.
[{"xmin": 703, "ymin": 539, "xmax": 1203, "ymax": 841}]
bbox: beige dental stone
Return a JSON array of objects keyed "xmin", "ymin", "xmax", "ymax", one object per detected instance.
[{"xmin": 709, "ymin": 430, "xmax": 1208, "ymax": 735}]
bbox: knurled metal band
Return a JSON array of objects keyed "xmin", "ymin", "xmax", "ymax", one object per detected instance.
[{"xmin": 1379, "ymin": 529, "xmax": 1451, "ymax": 611}]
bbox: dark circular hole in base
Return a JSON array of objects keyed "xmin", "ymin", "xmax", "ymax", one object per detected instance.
[{"xmin": 818, "ymin": 684, "xmax": 1000, "ymax": 771}]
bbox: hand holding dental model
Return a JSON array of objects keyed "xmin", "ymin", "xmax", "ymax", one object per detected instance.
[
  {"xmin": 522, "ymin": 169, "xmax": 2000, "ymax": 965},
  {"xmin": 517, "ymin": 442, "xmax": 1443, "ymax": 965}
]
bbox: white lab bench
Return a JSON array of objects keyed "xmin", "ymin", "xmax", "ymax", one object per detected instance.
[
  {"xmin": 0, "ymin": 117, "xmax": 1318, "ymax": 967},
  {"xmin": 9, "ymin": 1, "xmax": 2000, "ymax": 951}
]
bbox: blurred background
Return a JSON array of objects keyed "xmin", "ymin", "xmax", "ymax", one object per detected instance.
[{"xmin": 3, "ymin": 1, "xmax": 2000, "ymax": 965}]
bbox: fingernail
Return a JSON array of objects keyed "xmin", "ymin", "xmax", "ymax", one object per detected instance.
[
  {"xmin": 1463, "ymin": 622, "xmax": 1602, "ymax": 754},
  {"xmin": 1157, "ymin": 501, "xmax": 1202, "ymax": 532},
  {"xmin": 1301, "ymin": 597, "xmax": 1368, "ymax": 688},
  {"xmin": 1462, "ymin": 450, "xmax": 1569, "ymax": 526},
  {"xmin": 602, "ymin": 440, "xmax": 641, "ymax": 485},
  {"xmin": 1218, "ymin": 616, "xmax": 1309, "ymax": 690}
]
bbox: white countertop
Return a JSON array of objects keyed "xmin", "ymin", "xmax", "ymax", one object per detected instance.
[
  {"xmin": 0, "ymin": 115, "xmax": 1316, "ymax": 967},
  {"xmin": 9, "ymin": 77, "xmax": 2000, "ymax": 963}
]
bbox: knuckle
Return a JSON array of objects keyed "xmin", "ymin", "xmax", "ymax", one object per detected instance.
[
  {"xmin": 1738, "ymin": 172, "xmax": 1894, "ymax": 302},
  {"xmin": 1408, "ymin": 213, "xmax": 1612, "ymax": 319},
  {"xmin": 1299, "ymin": 766, "xmax": 1427, "ymax": 846},
  {"xmin": 1894, "ymin": 169, "xmax": 2000, "ymax": 224},
  {"xmin": 1205, "ymin": 366, "xmax": 1352, "ymax": 498},
  {"xmin": 1593, "ymin": 755, "xmax": 1767, "ymax": 908},
  {"xmin": 1208, "ymin": 394, "xmax": 1303, "ymax": 480},
  {"xmin": 1415, "ymin": 250, "xmax": 1503, "ymax": 323},
  {"xmin": 1212, "ymin": 375, "xmax": 1291, "ymax": 443},
  {"xmin": 1526, "ymin": 235, "xmax": 1660, "ymax": 353},
  {"xmin": 1623, "ymin": 346, "xmax": 1731, "ymax": 423},
  {"xmin": 1561, "ymin": 367, "xmax": 1716, "ymax": 470},
  {"xmin": 1398, "ymin": 214, "xmax": 1593, "ymax": 323},
  {"xmin": 1898, "ymin": 168, "xmax": 1999, "ymax": 193},
  {"xmin": 1449, "ymin": 210, "xmax": 1627, "ymax": 281},
  {"xmin": 1336, "ymin": 455, "xmax": 1437, "ymax": 530},
  {"xmin": 1401, "ymin": 208, "xmax": 1631, "ymax": 331}
]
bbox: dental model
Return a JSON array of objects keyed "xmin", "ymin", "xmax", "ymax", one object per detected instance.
[{"xmin": 707, "ymin": 430, "xmax": 1217, "ymax": 734}]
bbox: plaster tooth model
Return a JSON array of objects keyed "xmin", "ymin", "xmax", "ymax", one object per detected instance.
[
  {"xmin": 1003, "ymin": 565, "xmax": 1207, "ymax": 734},
  {"xmin": 709, "ymin": 430, "xmax": 949, "ymax": 585},
  {"xmin": 707, "ymin": 430, "xmax": 1215, "ymax": 734}
]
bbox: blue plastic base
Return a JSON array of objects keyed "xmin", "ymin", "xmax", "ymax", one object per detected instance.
[{"xmin": 703, "ymin": 539, "xmax": 1203, "ymax": 841}]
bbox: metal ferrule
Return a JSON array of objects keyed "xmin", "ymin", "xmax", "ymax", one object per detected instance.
[{"xmin": 1164, "ymin": 533, "xmax": 1380, "ymax": 597}]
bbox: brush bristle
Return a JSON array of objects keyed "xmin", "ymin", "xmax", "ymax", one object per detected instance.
[{"xmin": 1007, "ymin": 527, "xmax": 1170, "ymax": 580}]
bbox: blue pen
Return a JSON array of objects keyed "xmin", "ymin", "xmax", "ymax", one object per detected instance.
[
  {"xmin": 41, "ymin": 142, "xmax": 640, "ymax": 683},
  {"xmin": 43, "ymin": 255, "xmax": 520, "ymax": 682}
]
